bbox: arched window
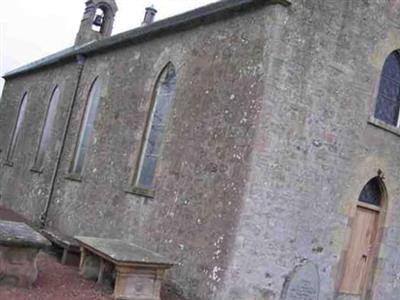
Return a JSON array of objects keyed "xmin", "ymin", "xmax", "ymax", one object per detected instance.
[
  {"xmin": 340, "ymin": 176, "xmax": 386, "ymax": 296},
  {"xmin": 70, "ymin": 77, "xmax": 102, "ymax": 176},
  {"xmin": 374, "ymin": 51, "xmax": 400, "ymax": 126},
  {"xmin": 358, "ymin": 177, "xmax": 382, "ymax": 206},
  {"xmin": 134, "ymin": 63, "xmax": 177, "ymax": 191},
  {"xmin": 6, "ymin": 92, "xmax": 28, "ymax": 163},
  {"xmin": 32, "ymin": 86, "xmax": 61, "ymax": 171}
]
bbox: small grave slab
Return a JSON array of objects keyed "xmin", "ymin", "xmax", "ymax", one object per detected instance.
[
  {"xmin": 0, "ymin": 220, "xmax": 50, "ymax": 288},
  {"xmin": 75, "ymin": 236, "xmax": 175, "ymax": 300},
  {"xmin": 281, "ymin": 262, "xmax": 320, "ymax": 300}
]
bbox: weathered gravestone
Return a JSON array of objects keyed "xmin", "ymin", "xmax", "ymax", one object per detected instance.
[
  {"xmin": 281, "ymin": 262, "xmax": 319, "ymax": 300},
  {"xmin": 0, "ymin": 220, "xmax": 50, "ymax": 288},
  {"xmin": 75, "ymin": 236, "xmax": 175, "ymax": 300}
]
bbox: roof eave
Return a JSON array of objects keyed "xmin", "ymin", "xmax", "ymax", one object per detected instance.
[{"xmin": 3, "ymin": 0, "xmax": 291, "ymax": 80}]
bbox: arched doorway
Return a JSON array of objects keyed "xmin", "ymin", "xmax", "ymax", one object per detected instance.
[{"xmin": 339, "ymin": 176, "xmax": 386, "ymax": 298}]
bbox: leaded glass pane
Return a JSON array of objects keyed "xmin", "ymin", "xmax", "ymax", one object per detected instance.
[
  {"xmin": 375, "ymin": 51, "xmax": 400, "ymax": 125},
  {"xmin": 136, "ymin": 63, "xmax": 177, "ymax": 189},
  {"xmin": 138, "ymin": 155, "xmax": 157, "ymax": 189}
]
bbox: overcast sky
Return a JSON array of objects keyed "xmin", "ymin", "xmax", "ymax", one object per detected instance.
[{"xmin": 0, "ymin": 0, "xmax": 217, "ymax": 96}]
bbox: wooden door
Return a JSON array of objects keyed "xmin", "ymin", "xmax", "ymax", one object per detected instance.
[{"xmin": 340, "ymin": 205, "xmax": 380, "ymax": 295}]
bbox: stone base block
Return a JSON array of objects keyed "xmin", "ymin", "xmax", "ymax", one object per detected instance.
[
  {"xmin": 336, "ymin": 294, "xmax": 361, "ymax": 300},
  {"xmin": 80, "ymin": 253, "xmax": 101, "ymax": 280},
  {"xmin": 0, "ymin": 245, "xmax": 40, "ymax": 288},
  {"xmin": 113, "ymin": 266, "xmax": 164, "ymax": 300}
]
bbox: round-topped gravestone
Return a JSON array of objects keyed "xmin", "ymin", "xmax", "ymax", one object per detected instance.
[{"xmin": 281, "ymin": 262, "xmax": 320, "ymax": 300}]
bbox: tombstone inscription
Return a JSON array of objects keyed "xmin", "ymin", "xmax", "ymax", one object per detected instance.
[{"xmin": 281, "ymin": 262, "xmax": 319, "ymax": 300}]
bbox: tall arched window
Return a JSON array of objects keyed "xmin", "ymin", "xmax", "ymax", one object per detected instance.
[
  {"xmin": 70, "ymin": 77, "xmax": 102, "ymax": 176},
  {"xmin": 134, "ymin": 63, "xmax": 177, "ymax": 191},
  {"xmin": 374, "ymin": 50, "xmax": 400, "ymax": 126},
  {"xmin": 32, "ymin": 86, "xmax": 61, "ymax": 171},
  {"xmin": 340, "ymin": 176, "xmax": 386, "ymax": 297},
  {"xmin": 6, "ymin": 92, "xmax": 28, "ymax": 164}
]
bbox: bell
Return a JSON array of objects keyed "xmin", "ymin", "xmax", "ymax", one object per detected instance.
[{"xmin": 93, "ymin": 15, "xmax": 103, "ymax": 27}]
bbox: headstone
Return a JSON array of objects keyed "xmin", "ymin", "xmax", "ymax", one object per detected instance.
[{"xmin": 281, "ymin": 262, "xmax": 319, "ymax": 300}]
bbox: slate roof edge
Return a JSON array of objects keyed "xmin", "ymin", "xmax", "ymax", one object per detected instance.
[{"xmin": 3, "ymin": 0, "xmax": 291, "ymax": 79}]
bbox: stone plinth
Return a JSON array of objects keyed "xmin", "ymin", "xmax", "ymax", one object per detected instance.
[
  {"xmin": 75, "ymin": 236, "xmax": 175, "ymax": 300},
  {"xmin": 0, "ymin": 220, "xmax": 50, "ymax": 288}
]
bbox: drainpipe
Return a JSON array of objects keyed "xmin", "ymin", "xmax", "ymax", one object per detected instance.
[{"xmin": 39, "ymin": 54, "xmax": 86, "ymax": 228}]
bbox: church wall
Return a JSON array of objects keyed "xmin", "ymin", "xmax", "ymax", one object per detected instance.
[
  {"xmin": 4, "ymin": 1, "xmax": 400, "ymax": 299},
  {"xmin": 218, "ymin": 1, "xmax": 400, "ymax": 300},
  {"xmin": 38, "ymin": 6, "xmax": 276, "ymax": 300},
  {"xmin": 0, "ymin": 62, "xmax": 80, "ymax": 221}
]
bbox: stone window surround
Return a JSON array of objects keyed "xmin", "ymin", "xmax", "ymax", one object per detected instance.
[
  {"xmin": 3, "ymin": 92, "xmax": 29, "ymax": 167},
  {"xmin": 124, "ymin": 186, "xmax": 155, "ymax": 199},
  {"xmin": 30, "ymin": 85, "xmax": 62, "ymax": 174},
  {"xmin": 367, "ymin": 116, "xmax": 400, "ymax": 137},
  {"xmin": 132, "ymin": 62, "xmax": 176, "ymax": 196},
  {"xmin": 64, "ymin": 77, "xmax": 102, "ymax": 181}
]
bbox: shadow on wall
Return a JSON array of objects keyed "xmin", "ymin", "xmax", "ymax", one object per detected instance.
[{"xmin": 161, "ymin": 283, "xmax": 188, "ymax": 300}]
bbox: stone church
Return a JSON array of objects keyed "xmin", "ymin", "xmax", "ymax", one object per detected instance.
[{"xmin": 1, "ymin": 0, "xmax": 400, "ymax": 299}]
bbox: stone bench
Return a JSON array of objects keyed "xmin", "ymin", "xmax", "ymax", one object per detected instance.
[
  {"xmin": 41, "ymin": 228, "xmax": 80, "ymax": 265},
  {"xmin": 0, "ymin": 220, "xmax": 50, "ymax": 288},
  {"xmin": 75, "ymin": 236, "xmax": 175, "ymax": 300}
]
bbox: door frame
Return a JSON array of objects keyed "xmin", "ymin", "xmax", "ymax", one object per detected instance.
[{"xmin": 336, "ymin": 175, "xmax": 387, "ymax": 299}]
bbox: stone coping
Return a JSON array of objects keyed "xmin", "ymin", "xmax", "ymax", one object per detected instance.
[
  {"xmin": 75, "ymin": 236, "xmax": 175, "ymax": 267},
  {"xmin": 41, "ymin": 228, "xmax": 80, "ymax": 252},
  {"xmin": 3, "ymin": 0, "xmax": 290, "ymax": 79},
  {"xmin": 0, "ymin": 220, "xmax": 51, "ymax": 249}
]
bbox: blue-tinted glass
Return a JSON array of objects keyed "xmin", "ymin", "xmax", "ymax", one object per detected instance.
[
  {"xmin": 379, "ymin": 77, "xmax": 400, "ymax": 99},
  {"xmin": 136, "ymin": 63, "xmax": 177, "ymax": 189},
  {"xmin": 358, "ymin": 178, "xmax": 382, "ymax": 206},
  {"xmin": 138, "ymin": 155, "xmax": 157, "ymax": 189},
  {"xmin": 375, "ymin": 51, "xmax": 400, "ymax": 125},
  {"xmin": 146, "ymin": 124, "xmax": 164, "ymax": 155},
  {"xmin": 380, "ymin": 53, "xmax": 400, "ymax": 79},
  {"xmin": 71, "ymin": 78, "xmax": 102, "ymax": 174}
]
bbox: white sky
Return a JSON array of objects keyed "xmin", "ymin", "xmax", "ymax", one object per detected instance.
[{"xmin": 0, "ymin": 0, "xmax": 217, "ymax": 96}]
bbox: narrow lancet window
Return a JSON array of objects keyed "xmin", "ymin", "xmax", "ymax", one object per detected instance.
[
  {"xmin": 70, "ymin": 77, "xmax": 102, "ymax": 176},
  {"xmin": 33, "ymin": 86, "xmax": 61, "ymax": 170},
  {"xmin": 6, "ymin": 92, "xmax": 28, "ymax": 163},
  {"xmin": 135, "ymin": 63, "xmax": 177, "ymax": 190},
  {"xmin": 374, "ymin": 50, "xmax": 400, "ymax": 126}
]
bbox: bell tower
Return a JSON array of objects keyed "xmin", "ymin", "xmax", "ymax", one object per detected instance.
[{"xmin": 75, "ymin": 0, "xmax": 118, "ymax": 46}]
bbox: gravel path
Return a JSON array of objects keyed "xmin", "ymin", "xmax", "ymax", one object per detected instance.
[
  {"xmin": 0, "ymin": 205, "xmax": 184, "ymax": 300},
  {"xmin": 0, "ymin": 251, "xmax": 113, "ymax": 300}
]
